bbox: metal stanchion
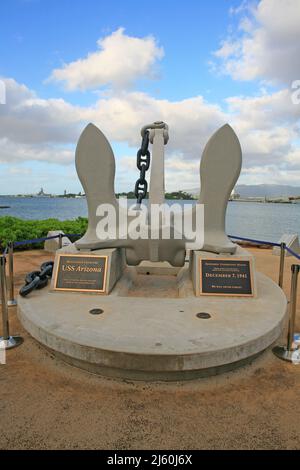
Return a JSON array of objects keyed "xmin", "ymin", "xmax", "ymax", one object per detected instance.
[
  {"xmin": 273, "ymin": 264, "xmax": 300, "ymax": 363},
  {"xmin": 278, "ymin": 242, "xmax": 286, "ymax": 288},
  {"xmin": 0, "ymin": 256, "xmax": 23, "ymax": 349},
  {"xmin": 7, "ymin": 241, "xmax": 17, "ymax": 306}
]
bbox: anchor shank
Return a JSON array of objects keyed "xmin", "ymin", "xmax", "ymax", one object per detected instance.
[
  {"xmin": 149, "ymin": 128, "xmax": 165, "ymax": 207},
  {"xmin": 148, "ymin": 127, "xmax": 166, "ymax": 262}
]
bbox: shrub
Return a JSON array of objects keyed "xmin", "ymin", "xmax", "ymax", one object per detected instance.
[{"xmin": 0, "ymin": 216, "xmax": 88, "ymax": 250}]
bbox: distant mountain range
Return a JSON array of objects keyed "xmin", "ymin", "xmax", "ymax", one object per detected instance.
[{"xmin": 184, "ymin": 184, "xmax": 300, "ymax": 198}]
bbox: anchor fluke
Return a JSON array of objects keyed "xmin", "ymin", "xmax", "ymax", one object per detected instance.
[
  {"xmin": 198, "ymin": 123, "xmax": 242, "ymax": 254},
  {"xmin": 75, "ymin": 123, "xmax": 118, "ymax": 249}
]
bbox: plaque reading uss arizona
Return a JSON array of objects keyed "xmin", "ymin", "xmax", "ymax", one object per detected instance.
[
  {"xmin": 199, "ymin": 258, "xmax": 253, "ymax": 296},
  {"xmin": 53, "ymin": 254, "xmax": 108, "ymax": 293}
]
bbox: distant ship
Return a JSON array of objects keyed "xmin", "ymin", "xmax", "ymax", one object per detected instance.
[{"xmin": 36, "ymin": 187, "xmax": 51, "ymax": 198}]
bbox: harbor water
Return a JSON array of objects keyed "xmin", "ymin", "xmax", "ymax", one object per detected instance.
[{"xmin": 0, "ymin": 196, "xmax": 300, "ymax": 243}]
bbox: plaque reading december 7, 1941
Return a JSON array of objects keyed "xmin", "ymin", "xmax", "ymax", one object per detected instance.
[
  {"xmin": 53, "ymin": 254, "xmax": 108, "ymax": 293},
  {"xmin": 199, "ymin": 258, "xmax": 253, "ymax": 296}
]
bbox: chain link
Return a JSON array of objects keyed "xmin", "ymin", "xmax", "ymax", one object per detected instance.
[
  {"xmin": 134, "ymin": 121, "xmax": 169, "ymax": 205},
  {"xmin": 134, "ymin": 130, "xmax": 150, "ymax": 205},
  {"xmin": 19, "ymin": 261, "xmax": 54, "ymax": 297}
]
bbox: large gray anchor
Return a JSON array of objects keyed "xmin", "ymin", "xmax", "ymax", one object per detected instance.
[{"xmin": 75, "ymin": 122, "xmax": 242, "ymax": 266}]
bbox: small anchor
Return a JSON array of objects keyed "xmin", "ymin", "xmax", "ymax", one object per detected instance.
[{"xmin": 75, "ymin": 122, "xmax": 242, "ymax": 266}]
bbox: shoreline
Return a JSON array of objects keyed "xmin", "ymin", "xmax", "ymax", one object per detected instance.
[{"xmin": 2, "ymin": 194, "xmax": 300, "ymax": 204}]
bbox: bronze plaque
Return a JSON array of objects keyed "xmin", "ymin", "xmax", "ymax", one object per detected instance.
[
  {"xmin": 199, "ymin": 258, "xmax": 253, "ymax": 296},
  {"xmin": 53, "ymin": 254, "xmax": 108, "ymax": 293}
]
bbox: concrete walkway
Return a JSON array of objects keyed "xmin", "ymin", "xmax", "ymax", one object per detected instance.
[{"xmin": 0, "ymin": 248, "xmax": 300, "ymax": 450}]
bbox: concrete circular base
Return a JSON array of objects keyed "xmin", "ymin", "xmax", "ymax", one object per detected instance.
[{"xmin": 17, "ymin": 272, "xmax": 287, "ymax": 381}]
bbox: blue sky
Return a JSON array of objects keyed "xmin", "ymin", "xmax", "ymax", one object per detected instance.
[
  {"xmin": 0, "ymin": 0, "xmax": 300, "ymax": 194},
  {"xmin": 0, "ymin": 0, "xmax": 256, "ymax": 101}
]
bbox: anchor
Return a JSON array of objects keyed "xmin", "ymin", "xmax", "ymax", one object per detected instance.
[
  {"xmin": 18, "ymin": 119, "xmax": 288, "ymax": 381},
  {"xmin": 75, "ymin": 121, "xmax": 242, "ymax": 266}
]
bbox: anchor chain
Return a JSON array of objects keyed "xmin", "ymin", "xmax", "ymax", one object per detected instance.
[
  {"xmin": 19, "ymin": 261, "xmax": 54, "ymax": 297},
  {"xmin": 134, "ymin": 121, "xmax": 169, "ymax": 205},
  {"xmin": 134, "ymin": 131, "xmax": 150, "ymax": 205}
]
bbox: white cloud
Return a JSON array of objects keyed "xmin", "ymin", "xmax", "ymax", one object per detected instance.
[
  {"xmin": 85, "ymin": 91, "xmax": 226, "ymax": 157},
  {"xmin": 0, "ymin": 78, "xmax": 83, "ymax": 144},
  {"xmin": 118, "ymin": 153, "xmax": 200, "ymax": 191},
  {"xmin": 1, "ymin": 74, "xmax": 300, "ymax": 189},
  {"xmin": 213, "ymin": 0, "xmax": 300, "ymax": 85},
  {"xmin": 0, "ymin": 137, "xmax": 73, "ymax": 165},
  {"xmin": 285, "ymin": 148, "xmax": 300, "ymax": 168},
  {"xmin": 0, "ymin": 78, "xmax": 226, "ymax": 166},
  {"xmin": 0, "ymin": 77, "xmax": 81, "ymax": 176},
  {"xmin": 48, "ymin": 28, "xmax": 164, "ymax": 91},
  {"xmin": 214, "ymin": 40, "xmax": 240, "ymax": 59},
  {"xmin": 225, "ymin": 88, "xmax": 300, "ymax": 168},
  {"xmin": 239, "ymin": 165, "xmax": 300, "ymax": 185},
  {"xmin": 2, "ymin": 4, "xmax": 300, "ymax": 192}
]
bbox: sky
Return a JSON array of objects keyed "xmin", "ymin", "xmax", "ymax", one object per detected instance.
[{"xmin": 0, "ymin": 0, "xmax": 300, "ymax": 195}]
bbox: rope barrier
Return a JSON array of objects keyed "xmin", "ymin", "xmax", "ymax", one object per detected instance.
[
  {"xmin": 1, "ymin": 233, "xmax": 81, "ymax": 255},
  {"xmin": 285, "ymin": 246, "xmax": 300, "ymax": 260},
  {"xmin": 63, "ymin": 233, "xmax": 81, "ymax": 238},
  {"xmin": 12, "ymin": 234, "xmax": 64, "ymax": 247},
  {"xmin": 1, "ymin": 232, "xmax": 300, "ymax": 261},
  {"xmin": 228, "ymin": 234, "xmax": 281, "ymax": 247}
]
